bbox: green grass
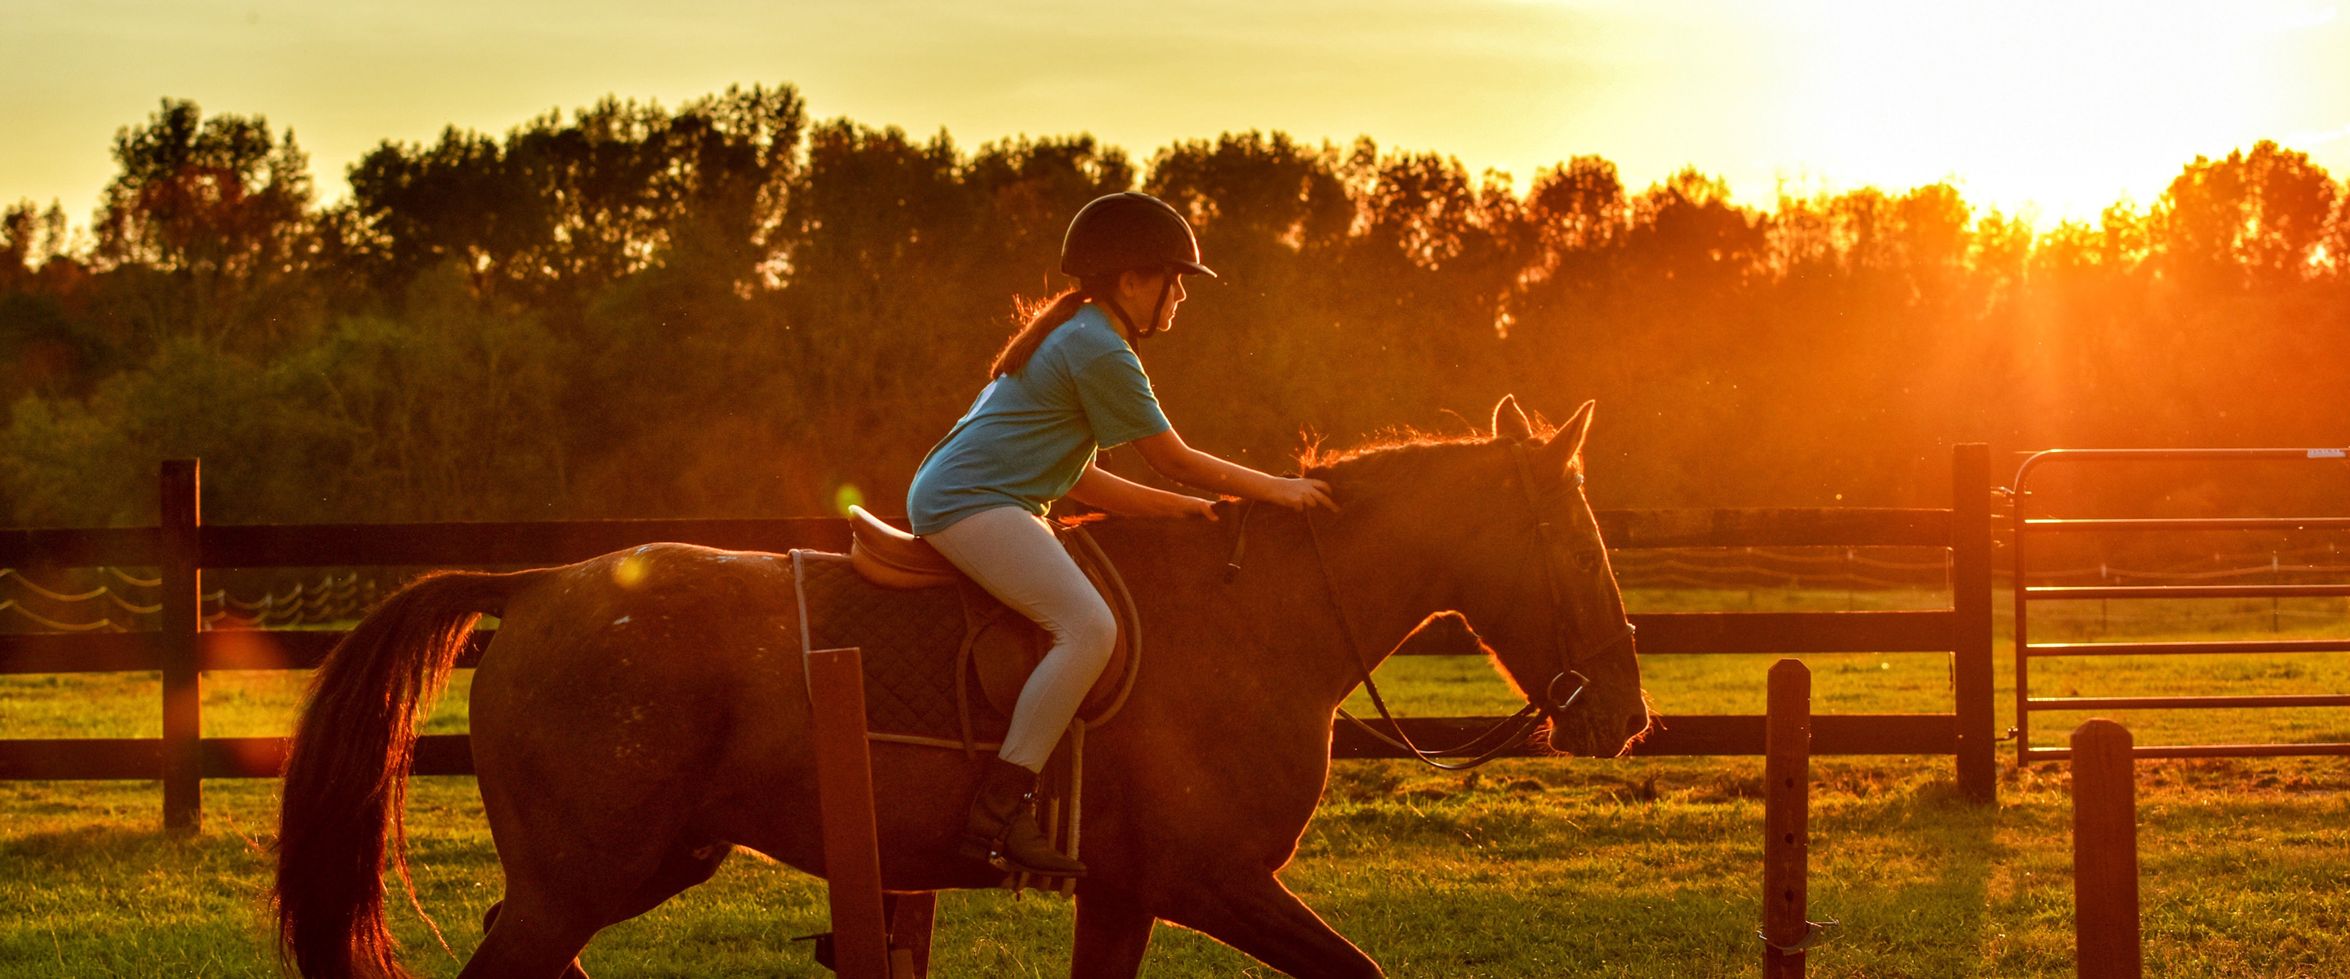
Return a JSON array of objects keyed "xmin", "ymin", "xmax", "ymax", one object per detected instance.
[{"xmin": 4, "ymin": 589, "xmax": 2349, "ymax": 977}]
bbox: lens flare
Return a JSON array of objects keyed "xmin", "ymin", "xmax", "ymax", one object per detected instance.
[{"xmin": 613, "ymin": 552, "xmax": 650, "ymax": 588}]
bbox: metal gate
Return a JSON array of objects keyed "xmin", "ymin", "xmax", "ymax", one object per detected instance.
[{"xmin": 2009, "ymin": 447, "xmax": 2350, "ymax": 762}]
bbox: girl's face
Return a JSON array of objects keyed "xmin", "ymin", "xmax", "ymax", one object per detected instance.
[{"xmin": 1114, "ymin": 268, "xmax": 1188, "ymax": 335}]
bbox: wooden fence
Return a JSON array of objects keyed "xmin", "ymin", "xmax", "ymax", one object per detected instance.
[{"xmin": 0, "ymin": 445, "xmax": 1995, "ymax": 830}]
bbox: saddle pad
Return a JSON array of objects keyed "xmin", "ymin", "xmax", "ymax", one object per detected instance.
[{"xmin": 794, "ymin": 552, "xmax": 1013, "ymax": 746}]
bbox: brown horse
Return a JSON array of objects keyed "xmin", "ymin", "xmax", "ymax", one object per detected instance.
[{"xmin": 273, "ymin": 396, "xmax": 1650, "ymax": 979}]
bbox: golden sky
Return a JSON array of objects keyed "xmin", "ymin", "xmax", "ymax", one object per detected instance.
[{"xmin": 7, "ymin": 0, "xmax": 2348, "ymax": 227}]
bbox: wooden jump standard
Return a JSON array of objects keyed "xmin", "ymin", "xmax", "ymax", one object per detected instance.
[{"xmin": 805, "ymin": 647, "xmax": 925, "ymax": 979}]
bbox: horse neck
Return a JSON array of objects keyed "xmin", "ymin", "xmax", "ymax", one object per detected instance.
[
  {"xmin": 1088, "ymin": 507, "xmax": 1447, "ymax": 710},
  {"xmin": 1267, "ymin": 506, "xmax": 1456, "ymax": 700}
]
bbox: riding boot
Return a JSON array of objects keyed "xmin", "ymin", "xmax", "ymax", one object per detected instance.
[{"xmin": 959, "ymin": 757, "xmax": 1086, "ymax": 877}]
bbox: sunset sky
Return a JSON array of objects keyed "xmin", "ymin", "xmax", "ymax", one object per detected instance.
[{"xmin": 8, "ymin": 0, "xmax": 2349, "ymax": 228}]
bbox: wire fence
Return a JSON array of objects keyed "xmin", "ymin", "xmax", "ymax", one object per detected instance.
[
  {"xmin": 0, "ymin": 567, "xmax": 381, "ymax": 633},
  {"xmin": 1615, "ymin": 543, "xmax": 2350, "ymax": 586},
  {"xmin": 1611, "ymin": 543, "xmax": 2350, "ymax": 630}
]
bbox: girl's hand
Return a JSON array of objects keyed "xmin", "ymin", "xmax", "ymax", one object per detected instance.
[
  {"xmin": 1268, "ymin": 477, "xmax": 1337, "ymax": 512},
  {"xmin": 1182, "ymin": 496, "xmax": 1221, "ymax": 521}
]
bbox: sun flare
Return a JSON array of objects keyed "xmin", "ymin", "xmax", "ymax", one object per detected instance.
[{"xmin": 1770, "ymin": 0, "xmax": 2339, "ymax": 220}]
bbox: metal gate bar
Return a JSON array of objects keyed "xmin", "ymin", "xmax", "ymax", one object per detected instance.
[
  {"xmin": 2028, "ymin": 639, "xmax": 2350, "ymax": 656},
  {"xmin": 2102, "ymin": 743, "xmax": 2350, "ymax": 759},
  {"xmin": 2029, "ymin": 694, "xmax": 2350, "ymax": 710},
  {"xmin": 2028, "ymin": 584, "xmax": 2350, "ymax": 600},
  {"xmin": 2010, "ymin": 446, "xmax": 2350, "ymax": 763},
  {"xmin": 2029, "ymin": 516, "xmax": 2350, "ymax": 532}
]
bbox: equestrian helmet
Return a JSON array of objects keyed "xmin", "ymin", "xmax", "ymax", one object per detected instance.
[{"xmin": 1060, "ymin": 192, "xmax": 1217, "ymax": 279}]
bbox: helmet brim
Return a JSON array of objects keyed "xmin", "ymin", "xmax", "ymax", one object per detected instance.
[{"xmin": 1172, "ymin": 260, "xmax": 1218, "ymax": 278}]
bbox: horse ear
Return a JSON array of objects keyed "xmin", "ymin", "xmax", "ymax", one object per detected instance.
[
  {"xmin": 1491, "ymin": 395, "xmax": 1534, "ymax": 442},
  {"xmin": 1541, "ymin": 400, "xmax": 1597, "ymax": 469}
]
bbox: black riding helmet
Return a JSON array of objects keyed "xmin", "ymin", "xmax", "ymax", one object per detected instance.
[
  {"xmin": 1060, "ymin": 192, "xmax": 1214, "ymax": 340},
  {"xmin": 1060, "ymin": 192, "xmax": 1218, "ymax": 279}
]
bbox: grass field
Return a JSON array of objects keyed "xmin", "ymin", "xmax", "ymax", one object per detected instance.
[{"xmin": 5, "ymin": 588, "xmax": 2349, "ymax": 977}]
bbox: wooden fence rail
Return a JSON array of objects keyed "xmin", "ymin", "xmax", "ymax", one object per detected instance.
[{"xmin": 1, "ymin": 445, "xmax": 1996, "ymax": 830}]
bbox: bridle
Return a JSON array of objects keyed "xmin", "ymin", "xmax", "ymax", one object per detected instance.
[{"xmin": 1248, "ymin": 439, "xmax": 1636, "ymax": 771}]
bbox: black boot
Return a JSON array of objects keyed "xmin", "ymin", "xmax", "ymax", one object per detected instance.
[{"xmin": 959, "ymin": 757, "xmax": 1086, "ymax": 877}]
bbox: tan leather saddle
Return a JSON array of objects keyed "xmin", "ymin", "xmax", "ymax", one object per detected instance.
[{"xmin": 845, "ymin": 506, "xmax": 1138, "ymax": 724}]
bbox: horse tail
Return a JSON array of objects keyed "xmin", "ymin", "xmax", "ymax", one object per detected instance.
[{"xmin": 273, "ymin": 567, "xmax": 548, "ymax": 979}]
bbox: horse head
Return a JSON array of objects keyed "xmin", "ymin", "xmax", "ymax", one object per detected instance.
[{"xmin": 1306, "ymin": 396, "xmax": 1651, "ymax": 758}]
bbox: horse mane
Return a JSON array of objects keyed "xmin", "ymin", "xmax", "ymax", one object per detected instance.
[
  {"xmin": 1296, "ymin": 414, "xmax": 1570, "ymax": 476},
  {"xmin": 1071, "ymin": 411, "xmax": 1575, "ymax": 527}
]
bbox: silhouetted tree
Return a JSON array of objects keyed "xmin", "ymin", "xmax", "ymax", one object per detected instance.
[
  {"xmin": 89, "ymin": 99, "xmax": 318, "ymax": 352},
  {"xmin": 5, "ymin": 87, "xmax": 2349, "ymax": 527},
  {"xmin": 2154, "ymin": 140, "xmax": 2340, "ymax": 290}
]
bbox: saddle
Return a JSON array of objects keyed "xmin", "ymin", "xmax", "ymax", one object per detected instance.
[{"xmin": 840, "ymin": 505, "xmax": 1139, "ymax": 727}]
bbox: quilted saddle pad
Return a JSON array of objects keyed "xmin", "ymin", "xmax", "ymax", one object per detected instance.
[{"xmin": 794, "ymin": 551, "xmax": 1018, "ymax": 747}]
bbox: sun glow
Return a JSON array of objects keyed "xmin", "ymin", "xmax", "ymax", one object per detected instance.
[
  {"xmin": 1769, "ymin": 0, "xmax": 2340, "ymax": 221},
  {"xmin": 5, "ymin": 1, "xmax": 2348, "ymax": 233}
]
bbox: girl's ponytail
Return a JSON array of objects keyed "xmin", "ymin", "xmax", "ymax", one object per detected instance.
[{"xmin": 987, "ymin": 275, "xmax": 1121, "ymax": 378}]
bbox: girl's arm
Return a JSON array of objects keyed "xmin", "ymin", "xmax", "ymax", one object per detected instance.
[
  {"xmin": 1066, "ymin": 463, "xmax": 1218, "ymax": 519},
  {"xmin": 1130, "ymin": 429, "xmax": 1336, "ymax": 511}
]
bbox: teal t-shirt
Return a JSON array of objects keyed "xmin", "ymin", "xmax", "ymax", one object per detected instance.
[{"xmin": 907, "ymin": 305, "xmax": 1173, "ymax": 534}]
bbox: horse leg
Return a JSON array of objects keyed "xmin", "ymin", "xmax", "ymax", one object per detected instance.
[
  {"xmin": 1070, "ymin": 889, "xmax": 1156, "ymax": 979},
  {"xmin": 472, "ymin": 842, "xmax": 733, "ymax": 979},
  {"xmin": 601, "ymin": 841, "xmax": 734, "ymax": 921},
  {"xmin": 1157, "ymin": 870, "xmax": 1383, "ymax": 979},
  {"xmin": 457, "ymin": 895, "xmax": 597, "ymax": 979},
  {"xmin": 479, "ymin": 901, "xmax": 590, "ymax": 979}
]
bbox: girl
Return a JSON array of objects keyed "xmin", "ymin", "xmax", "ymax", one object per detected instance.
[{"xmin": 908, "ymin": 191, "xmax": 1335, "ymax": 878}]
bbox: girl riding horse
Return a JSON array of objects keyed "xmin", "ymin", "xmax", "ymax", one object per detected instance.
[{"xmin": 909, "ymin": 191, "xmax": 1336, "ymax": 878}]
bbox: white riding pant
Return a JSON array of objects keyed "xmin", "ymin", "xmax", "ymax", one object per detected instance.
[{"xmin": 925, "ymin": 506, "xmax": 1116, "ymax": 772}]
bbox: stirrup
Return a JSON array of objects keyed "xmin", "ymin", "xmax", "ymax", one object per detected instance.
[{"xmin": 960, "ymin": 832, "xmax": 1085, "ymax": 878}]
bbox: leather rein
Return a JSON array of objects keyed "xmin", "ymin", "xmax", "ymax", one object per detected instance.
[{"xmin": 1232, "ymin": 439, "xmax": 1636, "ymax": 771}]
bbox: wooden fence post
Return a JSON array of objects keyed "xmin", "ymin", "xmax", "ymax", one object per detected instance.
[
  {"xmin": 2071, "ymin": 719, "xmax": 2142, "ymax": 979},
  {"xmin": 1951, "ymin": 442, "xmax": 1996, "ymax": 804},
  {"xmin": 808, "ymin": 647, "xmax": 892, "ymax": 979},
  {"xmin": 159, "ymin": 459, "xmax": 202, "ymax": 833},
  {"xmin": 1763, "ymin": 659, "xmax": 1812, "ymax": 979}
]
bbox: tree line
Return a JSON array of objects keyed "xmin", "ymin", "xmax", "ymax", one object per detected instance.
[{"xmin": 4, "ymin": 86, "xmax": 2347, "ymax": 531}]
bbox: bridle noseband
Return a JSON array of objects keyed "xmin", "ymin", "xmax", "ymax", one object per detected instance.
[{"xmin": 1274, "ymin": 439, "xmax": 1635, "ymax": 771}]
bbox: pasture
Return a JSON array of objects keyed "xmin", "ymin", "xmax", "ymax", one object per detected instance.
[{"xmin": 4, "ymin": 588, "xmax": 2349, "ymax": 977}]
